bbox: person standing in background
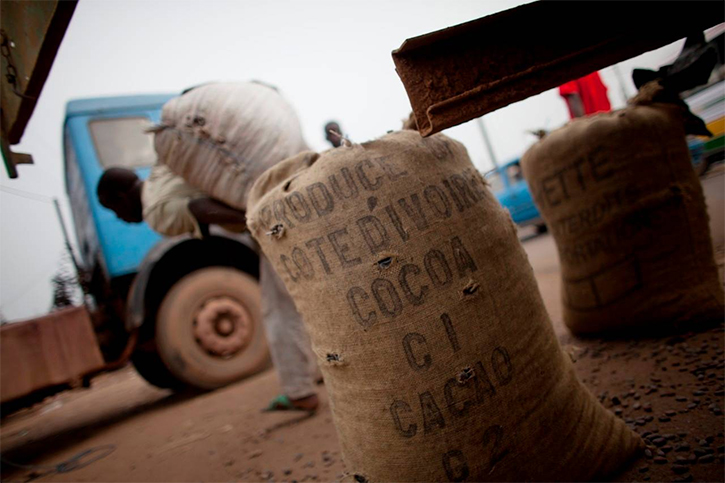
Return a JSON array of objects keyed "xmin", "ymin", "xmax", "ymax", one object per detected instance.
[
  {"xmin": 324, "ymin": 121, "xmax": 344, "ymax": 148},
  {"xmin": 558, "ymin": 71, "xmax": 611, "ymax": 119}
]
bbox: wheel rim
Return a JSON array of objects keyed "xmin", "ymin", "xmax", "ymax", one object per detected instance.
[
  {"xmin": 193, "ymin": 296, "xmax": 253, "ymax": 357},
  {"xmin": 155, "ymin": 266, "xmax": 268, "ymax": 390}
]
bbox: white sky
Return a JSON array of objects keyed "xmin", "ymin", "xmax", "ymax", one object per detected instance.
[{"xmin": 0, "ymin": 0, "xmax": 689, "ymax": 321}]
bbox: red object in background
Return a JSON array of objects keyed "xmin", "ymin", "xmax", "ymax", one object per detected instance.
[{"xmin": 559, "ymin": 71, "xmax": 612, "ymax": 118}]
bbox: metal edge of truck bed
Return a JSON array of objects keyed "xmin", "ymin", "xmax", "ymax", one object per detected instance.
[{"xmin": 1, "ymin": 0, "xmax": 78, "ymax": 177}]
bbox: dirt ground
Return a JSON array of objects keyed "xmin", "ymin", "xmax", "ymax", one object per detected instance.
[{"xmin": 1, "ymin": 171, "xmax": 724, "ymax": 483}]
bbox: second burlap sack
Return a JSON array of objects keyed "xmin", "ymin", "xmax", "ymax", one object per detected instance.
[
  {"xmin": 521, "ymin": 82, "xmax": 724, "ymax": 334},
  {"xmin": 153, "ymin": 81, "xmax": 308, "ymax": 210},
  {"xmin": 247, "ymin": 130, "xmax": 642, "ymax": 482}
]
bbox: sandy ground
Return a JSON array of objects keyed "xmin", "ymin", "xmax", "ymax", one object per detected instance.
[{"xmin": 1, "ymin": 170, "xmax": 723, "ymax": 483}]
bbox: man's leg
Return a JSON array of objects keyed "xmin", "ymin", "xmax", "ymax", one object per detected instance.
[{"xmin": 260, "ymin": 256, "xmax": 318, "ymax": 410}]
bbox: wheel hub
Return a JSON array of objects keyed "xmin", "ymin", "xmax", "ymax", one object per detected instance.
[{"xmin": 193, "ymin": 297, "xmax": 252, "ymax": 357}]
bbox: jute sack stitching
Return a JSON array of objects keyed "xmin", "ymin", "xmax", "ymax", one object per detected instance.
[
  {"xmin": 247, "ymin": 130, "xmax": 642, "ymax": 482},
  {"xmin": 521, "ymin": 83, "xmax": 724, "ymax": 334},
  {"xmin": 153, "ymin": 81, "xmax": 308, "ymax": 210}
]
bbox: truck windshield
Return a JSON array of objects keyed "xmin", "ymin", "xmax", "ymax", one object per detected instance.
[{"xmin": 89, "ymin": 117, "xmax": 157, "ymax": 169}]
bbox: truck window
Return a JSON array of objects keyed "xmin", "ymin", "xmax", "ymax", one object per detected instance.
[{"xmin": 89, "ymin": 117, "xmax": 156, "ymax": 169}]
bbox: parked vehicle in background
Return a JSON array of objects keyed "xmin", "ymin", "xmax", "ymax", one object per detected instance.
[
  {"xmin": 64, "ymin": 94, "xmax": 268, "ymax": 391},
  {"xmin": 684, "ymin": 79, "xmax": 725, "ymax": 176},
  {"xmin": 485, "ymin": 103, "xmax": 719, "ymax": 235},
  {"xmin": 484, "ymin": 159, "xmax": 546, "ymax": 232}
]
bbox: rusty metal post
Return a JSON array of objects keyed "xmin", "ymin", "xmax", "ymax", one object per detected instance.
[{"xmin": 392, "ymin": 1, "xmax": 725, "ymax": 137}]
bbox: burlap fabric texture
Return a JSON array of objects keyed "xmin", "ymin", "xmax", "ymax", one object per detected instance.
[
  {"xmin": 247, "ymin": 130, "xmax": 642, "ymax": 482},
  {"xmin": 153, "ymin": 81, "xmax": 308, "ymax": 210},
  {"xmin": 521, "ymin": 82, "xmax": 724, "ymax": 334}
]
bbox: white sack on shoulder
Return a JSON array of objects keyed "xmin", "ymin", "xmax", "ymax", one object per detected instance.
[{"xmin": 154, "ymin": 81, "xmax": 308, "ymax": 210}]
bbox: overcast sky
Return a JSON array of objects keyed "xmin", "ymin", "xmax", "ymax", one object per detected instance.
[{"xmin": 0, "ymin": 0, "xmax": 689, "ymax": 321}]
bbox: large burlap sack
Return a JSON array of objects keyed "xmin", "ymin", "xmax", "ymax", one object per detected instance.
[
  {"xmin": 521, "ymin": 82, "xmax": 724, "ymax": 335},
  {"xmin": 154, "ymin": 81, "xmax": 308, "ymax": 210},
  {"xmin": 247, "ymin": 130, "xmax": 642, "ymax": 482}
]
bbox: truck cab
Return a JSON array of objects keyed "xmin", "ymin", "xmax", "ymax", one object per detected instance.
[
  {"xmin": 484, "ymin": 159, "xmax": 545, "ymax": 230},
  {"xmin": 64, "ymin": 95, "xmax": 269, "ymax": 390}
]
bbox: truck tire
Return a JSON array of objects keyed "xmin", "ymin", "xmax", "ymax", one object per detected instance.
[{"xmin": 154, "ymin": 266, "xmax": 269, "ymax": 390}]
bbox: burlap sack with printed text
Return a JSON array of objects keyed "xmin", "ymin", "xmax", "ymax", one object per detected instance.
[
  {"xmin": 521, "ymin": 90, "xmax": 724, "ymax": 334},
  {"xmin": 153, "ymin": 81, "xmax": 308, "ymax": 210},
  {"xmin": 247, "ymin": 130, "xmax": 642, "ymax": 482}
]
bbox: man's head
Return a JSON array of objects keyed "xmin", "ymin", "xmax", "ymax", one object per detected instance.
[
  {"xmin": 324, "ymin": 121, "xmax": 342, "ymax": 148},
  {"xmin": 96, "ymin": 167, "xmax": 144, "ymax": 223}
]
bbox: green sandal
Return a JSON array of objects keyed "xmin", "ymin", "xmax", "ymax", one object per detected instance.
[{"xmin": 263, "ymin": 394, "xmax": 316, "ymax": 413}]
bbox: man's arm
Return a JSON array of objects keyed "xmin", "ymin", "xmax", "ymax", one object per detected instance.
[{"xmin": 188, "ymin": 197, "xmax": 247, "ymax": 227}]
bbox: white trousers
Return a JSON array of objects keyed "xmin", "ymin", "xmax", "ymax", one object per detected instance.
[{"xmin": 259, "ymin": 256, "xmax": 318, "ymax": 400}]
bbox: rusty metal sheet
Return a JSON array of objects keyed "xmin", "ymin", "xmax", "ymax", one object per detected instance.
[
  {"xmin": 392, "ymin": 1, "xmax": 725, "ymax": 137},
  {"xmin": 1, "ymin": 0, "xmax": 77, "ymax": 177},
  {"xmin": 0, "ymin": 306, "xmax": 105, "ymax": 404}
]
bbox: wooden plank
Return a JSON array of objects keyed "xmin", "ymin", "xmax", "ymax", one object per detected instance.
[{"xmin": 1, "ymin": 306, "xmax": 105, "ymax": 403}]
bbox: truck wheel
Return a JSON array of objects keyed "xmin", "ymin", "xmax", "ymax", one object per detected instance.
[{"xmin": 154, "ymin": 266, "xmax": 269, "ymax": 390}]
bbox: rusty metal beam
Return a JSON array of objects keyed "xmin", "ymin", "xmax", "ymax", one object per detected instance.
[
  {"xmin": 392, "ymin": 1, "xmax": 725, "ymax": 137},
  {"xmin": 1, "ymin": 0, "xmax": 77, "ymax": 177}
]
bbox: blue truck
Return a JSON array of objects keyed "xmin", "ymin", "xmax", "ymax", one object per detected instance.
[
  {"xmin": 484, "ymin": 158, "xmax": 545, "ymax": 231},
  {"xmin": 64, "ymin": 94, "xmax": 269, "ymax": 390}
]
